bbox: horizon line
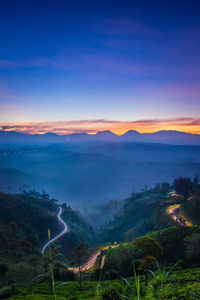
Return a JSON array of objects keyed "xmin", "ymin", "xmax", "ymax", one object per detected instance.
[
  {"xmin": 0, "ymin": 117, "xmax": 200, "ymax": 135},
  {"xmin": 1, "ymin": 128, "xmax": 200, "ymax": 137}
]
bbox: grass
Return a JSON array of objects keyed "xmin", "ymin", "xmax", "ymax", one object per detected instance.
[
  {"xmin": 149, "ymin": 260, "xmax": 181, "ymax": 288},
  {"xmin": 121, "ymin": 261, "xmax": 141, "ymax": 299},
  {"xmin": 8, "ymin": 281, "xmax": 104, "ymax": 299},
  {"xmin": 7, "ymin": 267, "xmax": 200, "ymax": 299}
]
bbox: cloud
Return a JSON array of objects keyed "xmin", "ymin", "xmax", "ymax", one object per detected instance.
[
  {"xmin": 0, "ymin": 54, "xmax": 149, "ymax": 76},
  {"xmin": 0, "ymin": 43, "xmax": 199, "ymax": 80},
  {"xmin": 0, "ymin": 60, "xmax": 24, "ymax": 68},
  {"xmin": 96, "ymin": 18, "xmax": 159, "ymax": 36},
  {"xmin": 0, "ymin": 57, "xmax": 71, "ymax": 71},
  {"xmin": 1, "ymin": 117, "xmax": 200, "ymax": 135}
]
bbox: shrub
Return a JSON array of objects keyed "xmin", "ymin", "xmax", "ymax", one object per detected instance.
[{"xmin": 102, "ymin": 282, "xmax": 124, "ymax": 300}]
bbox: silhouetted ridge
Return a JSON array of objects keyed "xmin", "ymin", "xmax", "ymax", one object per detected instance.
[{"xmin": 0, "ymin": 129, "xmax": 200, "ymax": 145}]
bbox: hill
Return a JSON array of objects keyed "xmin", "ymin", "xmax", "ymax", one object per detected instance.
[
  {"xmin": 1, "ymin": 129, "xmax": 200, "ymax": 145},
  {"xmin": 99, "ymin": 186, "xmax": 174, "ymax": 243},
  {"xmin": 0, "ymin": 191, "xmax": 95, "ymax": 286},
  {"xmin": 0, "ymin": 144, "xmax": 200, "ymax": 210}
]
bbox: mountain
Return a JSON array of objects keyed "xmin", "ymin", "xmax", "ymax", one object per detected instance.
[
  {"xmin": 0, "ymin": 190, "xmax": 96, "ymax": 288},
  {"xmin": 0, "ymin": 191, "xmax": 60, "ymax": 259},
  {"xmin": 0, "ymin": 168, "xmax": 39, "ymax": 191},
  {"xmin": 120, "ymin": 130, "xmax": 143, "ymax": 142},
  {"xmin": 120, "ymin": 130, "xmax": 200, "ymax": 145},
  {"xmin": 0, "ymin": 191, "xmax": 95, "ymax": 259},
  {"xmin": 99, "ymin": 187, "xmax": 172, "ymax": 243},
  {"xmin": 1, "ymin": 129, "xmax": 200, "ymax": 146},
  {"xmin": 94, "ymin": 130, "xmax": 118, "ymax": 141},
  {"xmin": 144, "ymin": 130, "xmax": 200, "ymax": 145},
  {"xmin": 66, "ymin": 132, "xmax": 91, "ymax": 142},
  {"xmin": 0, "ymin": 143, "xmax": 200, "ymax": 207},
  {"xmin": 0, "ymin": 130, "xmax": 66, "ymax": 145}
]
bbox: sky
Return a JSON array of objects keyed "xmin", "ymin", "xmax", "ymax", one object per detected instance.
[{"xmin": 0, "ymin": 0, "xmax": 200, "ymax": 134}]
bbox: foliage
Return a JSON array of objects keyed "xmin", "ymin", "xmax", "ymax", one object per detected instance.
[
  {"xmin": 0, "ymin": 284, "xmax": 18, "ymax": 299},
  {"xmin": 124, "ymin": 229, "xmax": 135, "ymax": 242},
  {"xmin": 0, "ymin": 191, "xmax": 93, "ymax": 288},
  {"xmin": 173, "ymin": 177, "xmax": 194, "ymax": 201},
  {"xmin": 100, "ymin": 188, "xmax": 171, "ymax": 244},
  {"xmin": 184, "ymin": 233, "xmax": 200, "ymax": 266},
  {"xmin": 74, "ymin": 242, "xmax": 89, "ymax": 290},
  {"xmin": 6, "ymin": 268, "xmax": 200, "ymax": 299},
  {"xmin": 61, "ymin": 204, "xmax": 96, "ymax": 252},
  {"xmin": 133, "ymin": 236, "xmax": 163, "ymax": 259},
  {"xmin": 138, "ymin": 256, "xmax": 156, "ymax": 285},
  {"xmin": 102, "ymin": 282, "xmax": 125, "ymax": 300},
  {"xmin": 181, "ymin": 191, "xmax": 200, "ymax": 225}
]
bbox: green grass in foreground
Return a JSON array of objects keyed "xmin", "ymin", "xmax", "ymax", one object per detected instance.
[
  {"xmin": 8, "ymin": 281, "xmax": 104, "ymax": 299},
  {"xmin": 8, "ymin": 267, "xmax": 200, "ymax": 299}
]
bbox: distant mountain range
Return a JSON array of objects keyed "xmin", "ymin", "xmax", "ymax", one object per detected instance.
[{"xmin": 1, "ymin": 129, "xmax": 200, "ymax": 145}]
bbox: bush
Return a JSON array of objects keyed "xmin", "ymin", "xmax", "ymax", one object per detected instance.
[
  {"xmin": 0, "ymin": 284, "xmax": 18, "ymax": 299},
  {"xmin": 54, "ymin": 267, "xmax": 75, "ymax": 281},
  {"xmin": 102, "ymin": 282, "xmax": 124, "ymax": 300}
]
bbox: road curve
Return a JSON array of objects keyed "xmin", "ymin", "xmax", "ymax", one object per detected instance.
[
  {"xmin": 168, "ymin": 204, "xmax": 181, "ymax": 223},
  {"xmin": 167, "ymin": 204, "xmax": 193, "ymax": 226},
  {"xmin": 69, "ymin": 245, "xmax": 119, "ymax": 273},
  {"xmin": 41, "ymin": 206, "xmax": 117, "ymax": 273},
  {"xmin": 41, "ymin": 206, "xmax": 68, "ymax": 255},
  {"xmin": 68, "ymin": 250, "xmax": 101, "ymax": 274}
]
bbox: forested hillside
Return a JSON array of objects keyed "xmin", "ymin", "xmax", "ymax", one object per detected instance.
[
  {"xmin": 99, "ymin": 184, "xmax": 173, "ymax": 243},
  {"xmin": 0, "ymin": 190, "xmax": 95, "ymax": 288}
]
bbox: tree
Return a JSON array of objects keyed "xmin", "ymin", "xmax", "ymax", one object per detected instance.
[
  {"xmin": 74, "ymin": 242, "xmax": 89, "ymax": 290},
  {"xmin": 193, "ymin": 174, "xmax": 199, "ymax": 191},
  {"xmin": 138, "ymin": 255, "xmax": 156, "ymax": 285},
  {"xmin": 173, "ymin": 177, "xmax": 193, "ymax": 201},
  {"xmin": 133, "ymin": 236, "xmax": 162, "ymax": 286},
  {"xmin": 160, "ymin": 182, "xmax": 170, "ymax": 193},
  {"xmin": 154, "ymin": 183, "xmax": 161, "ymax": 192},
  {"xmin": 42, "ymin": 190, "xmax": 50, "ymax": 200},
  {"xmin": 117, "ymin": 244, "xmax": 132, "ymax": 276},
  {"xmin": 184, "ymin": 233, "xmax": 200, "ymax": 266},
  {"xmin": 54, "ymin": 262, "xmax": 75, "ymax": 281},
  {"xmin": 133, "ymin": 236, "xmax": 163, "ymax": 258},
  {"xmin": 124, "ymin": 229, "xmax": 135, "ymax": 242},
  {"xmin": 0, "ymin": 263, "xmax": 8, "ymax": 285}
]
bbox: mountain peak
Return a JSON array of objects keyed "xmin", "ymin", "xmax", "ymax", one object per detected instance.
[
  {"xmin": 96, "ymin": 130, "xmax": 117, "ymax": 136},
  {"xmin": 123, "ymin": 130, "xmax": 140, "ymax": 136},
  {"xmin": 44, "ymin": 132, "xmax": 58, "ymax": 136},
  {"xmin": 154, "ymin": 130, "xmax": 191, "ymax": 136}
]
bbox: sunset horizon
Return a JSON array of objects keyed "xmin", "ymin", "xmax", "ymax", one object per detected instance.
[
  {"xmin": 0, "ymin": 1, "xmax": 200, "ymax": 134},
  {"xmin": 1, "ymin": 117, "xmax": 200, "ymax": 135}
]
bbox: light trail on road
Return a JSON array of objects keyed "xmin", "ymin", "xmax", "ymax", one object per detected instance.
[
  {"xmin": 41, "ymin": 206, "xmax": 119, "ymax": 273},
  {"xmin": 168, "ymin": 204, "xmax": 181, "ymax": 223},
  {"xmin": 167, "ymin": 204, "xmax": 193, "ymax": 226},
  {"xmin": 68, "ymin": 250, "xmax": 101, "ymax": 274},
  {"xmin": 41, "ymin": 206, "xmax": 68, "ymax": 255},
  {"xmin": 68, "ymin": 244, "xmax": 119, "ymax": 273}
]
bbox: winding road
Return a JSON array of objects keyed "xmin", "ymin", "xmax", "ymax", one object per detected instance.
[
  {"xmin": 68, "ymin": 250, "xmax": 101, "ymax": 274},
  {"xmin": 42, "ymin": 202, "xmax": 192, "ymax": 273},
  {"xmin": 41, "ymin": 206, "xmax": 119, "ymax": 273},
  {"xmin": 167, "ymin": 204, "xmax": 193, "ymax": 226},
  {"xmin": 41, "ymin": 206, "xmax": 101, "ymax": 272},
  {"xmin": 167, "ymin": 204, "xmax": 181, "ymax": 223},
  {"xmin": 41, "ymin": 206, "xmax": 69, "ymax": 255}
]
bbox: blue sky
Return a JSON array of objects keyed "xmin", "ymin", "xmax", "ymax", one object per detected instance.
[{"xmin": 0, "ymin": 0, "xmax": 200, "ymax": 133}]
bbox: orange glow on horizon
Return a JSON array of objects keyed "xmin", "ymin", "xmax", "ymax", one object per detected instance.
[{"xmin": 0, "ymin": 118, "xmax": 200, "ymax": 135}]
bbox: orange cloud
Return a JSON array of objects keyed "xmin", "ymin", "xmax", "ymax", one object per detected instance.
[{"xmin": 0, "ymin": 118, "xmax": 200, "ymax": 135}]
